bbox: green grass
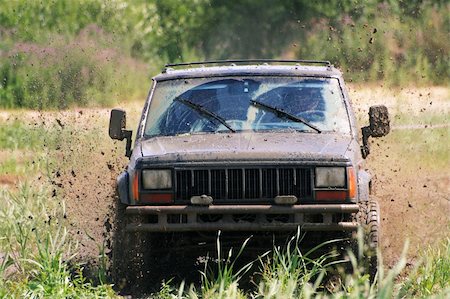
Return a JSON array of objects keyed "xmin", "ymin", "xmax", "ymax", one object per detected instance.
[
  {"xmin": 0, "ymin": 120, "xmax": 58, "ymax": 178},
  {"xmin": 393, "ymin": 112, "xmax": 450, "ymax": 127},
  {"xmin": 399, "ymin": 237, "xmax": 450, "ymax": 298},
  {"xmin": 0, "ymin": 183, "xmax": 117, "ymax": 298},
  {"xmin": 0, "ymin": 121, "xmax": 50, "ymax": 150},
  {"xmin": 383, "ymin": 127, "xmax": 449, "ymax": 171},
  {"xmin": 151, "ymin": 232, "xmax": 450, "ymax": 298}
]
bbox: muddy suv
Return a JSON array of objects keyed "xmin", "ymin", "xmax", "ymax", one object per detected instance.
[{"xmin": 109, "ymin": 60, "xmax": 389, "ymax": 285}]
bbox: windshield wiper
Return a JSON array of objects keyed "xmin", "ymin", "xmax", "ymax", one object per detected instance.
[
  {"xmin": 174, "ymin": 97, "xmax": 236, "ymax": 133},
  {"xmin": 250, "ymin": 100, "xmax": 321, "ymax": 133}
]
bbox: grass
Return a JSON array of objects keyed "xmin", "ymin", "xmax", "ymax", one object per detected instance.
[
  {"xmin": 0, "ymin": 120, "xmax": 58, "ymax": 179},
  {"xmin": 0, "ymin": 118, "xmax": 117, "ymax": 297},
  {"xmin": 378, "ymin": 128, "xmax": 450, "ymax": 171},
  {"xmin": 0, "ymin": 182, "xmax": 117, "ymax": 298},
  {"xmin": 151, "ymin": 232, "xmax": 450, "ymax": 299},
  {"xmin": 399, "ymin": 237, "xmax": 450, "ymax": 298},
  {"xmin": 0, "ymin": 121, "xmax": 50, "ymax": 150},
  {"xmin": 200, "ymin": 232, "xmax": 256, "ymax": 295},
  {"xmin": 393, "ymin": 112, "xmax": 450, "ymax": 127},
  {"xmin": 255, "ymin": 234, "xmax": 344, "ymax": 298}
]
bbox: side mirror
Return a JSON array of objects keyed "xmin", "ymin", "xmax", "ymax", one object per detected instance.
[
  {"xmin": 109, "ymin": 109, "xmax": 133, "ymax": 158},
  {"xmin": 361, "ymin": 105, "xmax": 390, "ymax": 158},
  {"xmin": 109, "ymin": 109, "xmax": 126, "ymax": 140},
  {"xmin": 368, "ymin": 105, "xmax": 390, "ymax": 137}
]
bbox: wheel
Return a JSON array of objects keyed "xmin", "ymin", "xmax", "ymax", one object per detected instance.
[
  {"xmin": 351, "ymin": 199, "xmax": 380, "ymax": 280},
  {"xmin": 366, "ymin": 200, "xmax": 380, "ymax": 279},
  {"xmin": 111, "ymin": 198, "xmax": 149, "ymax": 292}
]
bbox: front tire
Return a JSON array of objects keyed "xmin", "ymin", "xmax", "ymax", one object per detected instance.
[
  {"xmin": 111, "ymin": 199, "xmax": 149, "ymax": 292},
  {"xmin": 351, "ymin": 198, "xmax": 380, "ymax": 280},
  {"xmin": 366, "ymin": 199, "xmax": 380, "ymax": 279}
]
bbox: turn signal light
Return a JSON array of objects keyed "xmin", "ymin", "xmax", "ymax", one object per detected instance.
[
  {"xmin": 132, "ymin": 173, "xmax": 139, "ymax": 201},
  {"xmin": 347, "ymin": 167, "xmax": 357, "ymax": 200}
]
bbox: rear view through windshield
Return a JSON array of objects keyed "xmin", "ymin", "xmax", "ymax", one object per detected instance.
[{"xmin": 144, "ymin": 77, "xmax": 350, "ymax": 137}]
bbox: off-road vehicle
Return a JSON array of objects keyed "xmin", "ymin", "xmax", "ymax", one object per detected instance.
[{"xmin": 109, "ymin": 59, "xmax": 390, "ymax": 286}]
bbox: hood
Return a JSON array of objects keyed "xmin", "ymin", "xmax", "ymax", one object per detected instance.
[{"xmin": 139, "ymin": 132, "xmax": 354, "ymax": 163}]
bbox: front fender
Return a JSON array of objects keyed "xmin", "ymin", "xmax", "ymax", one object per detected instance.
[{"xmin": 358, "ymin": 170, "xmax": 372, "ymax": 202}]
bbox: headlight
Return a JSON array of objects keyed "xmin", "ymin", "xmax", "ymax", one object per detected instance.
[
  {"xmin": 142, "ymin": 169, "xmax": 172, "ymax": 189},
  {"xmin": 315, "ymin": 167, "xmax": 345, "ymax": 188}
]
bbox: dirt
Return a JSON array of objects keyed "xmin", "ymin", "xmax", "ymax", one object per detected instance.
[
  {"xmin": 45, "ymin": 110, "xmax": 128, "ymax": 266},
  {"xmin": 0, "ymin": 174, "xmax": 18, "ymax": 186},
  {"xmin": 367, "ymin": 143, "xmax": 449, "ymax": 268}
]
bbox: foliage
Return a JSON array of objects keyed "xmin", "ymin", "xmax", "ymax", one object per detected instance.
[
  {"xmin": 0, "ymin": 0, "xmax": 448, "ymax": 108},
  {"xmin": 0, "ymin": 27, "xmax": 149, "ymax": 109},
  {"xmin": 139, "ymin": 0, "xmax": 449, "ymax": 86},
  {"xmin": 150, "ymin": 231, "xmax": 450, "ymax": 298},
  {"xmin": 296, "ymin": 3, "xmax": 450, "ymax": 85},
  {"xmin": 399, "ymin": 237, "xmax": 450, "ymax": 297},
  {"xmin": 0, "ymin": 183, "xmax": 117, "ymax": 298},
  {"xmin": 0, "ymin": 0, "xmax": 132, "ymax": 42}
]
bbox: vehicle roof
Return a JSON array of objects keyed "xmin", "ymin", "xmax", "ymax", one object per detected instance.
[{"xmin": 153, "ymin": 64, "xmax": 343, "ymax": 82}]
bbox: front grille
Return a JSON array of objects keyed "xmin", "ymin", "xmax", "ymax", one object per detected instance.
[{"xmin": 175, "ymin": 167, "xmax": 312, "ymax": 202}]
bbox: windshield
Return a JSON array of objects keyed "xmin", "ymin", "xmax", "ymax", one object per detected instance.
[{"xmin": 144, "ymin": 77, "xmax": 350, "ymax": 137}]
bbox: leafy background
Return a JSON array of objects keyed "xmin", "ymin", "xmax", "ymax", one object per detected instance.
[{"xmin": 0, "ymin": 0, "xmax": 448, "ymax": 109}]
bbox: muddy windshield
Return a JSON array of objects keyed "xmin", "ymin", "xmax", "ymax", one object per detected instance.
[{"xmin": 144, "ymin": 77, "xmax": 350, "ymax": 137}]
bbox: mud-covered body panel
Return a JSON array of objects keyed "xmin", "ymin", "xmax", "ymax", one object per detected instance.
[{"xmin": 139, "ymin": 132, "xmax": 352, "ymax": 162}]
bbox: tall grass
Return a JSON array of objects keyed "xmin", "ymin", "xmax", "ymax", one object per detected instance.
[
  {"xmin": 0, "ymin": 183, "xmax": 116, "ymax": 298},
  {"xmin": 0, "ymin": 121, "xmax": 50, "ymax": 150},
  {"xmin": 151, "ymin": 229, "xmax": 450, "ymax": 298},
  {"xmin": 399, "ymin": 237, "xmax": 450, "ymax": 298},
  {"xmin": 255, "ymin": 233, "xmax": 343, "ymax": 298},
  {"xmin": 199, "ymin": 232, "xmax": 256, "ymax": 297}
]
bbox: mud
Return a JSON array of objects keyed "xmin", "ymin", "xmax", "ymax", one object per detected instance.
[
  {"xmin": 368, "ymin": 151, "xmax": 449, "ymax": 268},
  {"xmin": 47, "ymin": 112, "xmax": 127, "ymax": 266}
]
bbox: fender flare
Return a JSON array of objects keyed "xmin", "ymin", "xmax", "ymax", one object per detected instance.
[
  {"xmin": 358, "ymin": 170, "xmax": 372, "ymax": 202},
  {"xmin": 117, "ymin": 171, "xmax": 130, "ymax": 204}
]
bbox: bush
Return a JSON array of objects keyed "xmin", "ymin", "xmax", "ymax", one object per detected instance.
[
  {"xmin": 296, "ymin": 5, "xmax": 450, "ymax": 86},
  {"xmin": 0, "ymin": 27, "xmax": 149, "ymax": 109}
]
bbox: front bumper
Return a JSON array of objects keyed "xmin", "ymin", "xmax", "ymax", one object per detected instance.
[{"xmin": 125, "ymin": 204, "xmax": 359, "ymax": 232}]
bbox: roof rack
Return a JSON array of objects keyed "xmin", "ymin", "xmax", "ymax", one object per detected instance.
[{"xmin": 164, "ymin": 59, "xmax": 332, "ymax": 69}]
